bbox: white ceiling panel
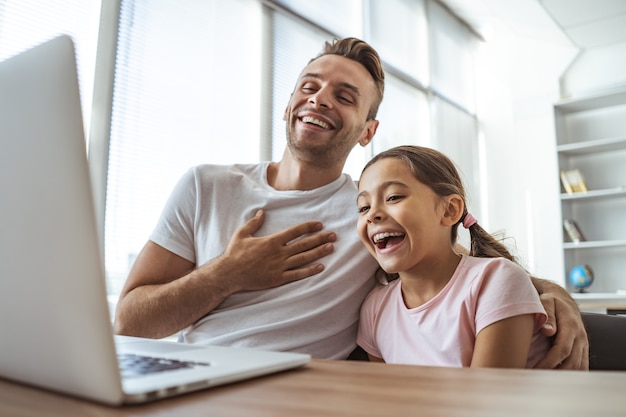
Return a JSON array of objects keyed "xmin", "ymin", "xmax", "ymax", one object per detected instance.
[
  {"xmin": 441, "ymin": 0, "xmax": 626, "ymax": 50},
  {"xmin": 541, "ymin": 0, "xmax": 626, "ymax": 27},
  {"xmin": 567, "ymin": 13, "xmax": 626, "ymax": 48}
]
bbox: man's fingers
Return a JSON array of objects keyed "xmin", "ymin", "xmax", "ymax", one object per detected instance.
[
  {"xmin": 233, "ymin": 209, "xmax": 265, "ymax": 238},
  {"xmin": 557, "ymin": 326, "xmax": 589, "ymax": 370},
  {"xmin": 275, "ymin": 221, "xmax": 325, "ymax": 245},
  {"xmin": 284, "ymin": 242, "xmax": 335, "ymax": 271},
  {"xmin": 227, "ymin": 215, "xmax": 337, "ymax": 288},
  {"xmin": 540, "ymin": 320, "xmax": 556, "ymax": 338},
  {"xmin": 534, "ymin": 291, "xmax": 590, "ymax": 370},
  {"xmin": 281, "ymin": 262, "xmax": 326, "ymax": 283},
  {"xmin": 534, "ymin": 340, "xmax": 571, "ymax": 369},
  {"xmin": 285, "ymin": 230, "xmax": 336, "ymax": 254},
  {"xmin": 553, "ymin": 336, "xmax": 589, "ymax": 370},
  {"xmin": 539, "ymin": 293, "xmax": 557, "ymax": 338},
  {"xmin": 581, "ymin": 342, "xmax": 590, "ymax": 369}
]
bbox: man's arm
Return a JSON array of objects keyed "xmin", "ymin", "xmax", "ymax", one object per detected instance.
[
  {"xmin": 114, "ymin": 209, "xmax": 336, "ymax": 339},
  {"xmin": 531, "ymin": 277, "xmax": 589, "ymax": 370}
]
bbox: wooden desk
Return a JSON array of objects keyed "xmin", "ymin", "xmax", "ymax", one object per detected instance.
[{"xmin": 1, "ymin": 359, "xmax": 625, "ymax": 417}]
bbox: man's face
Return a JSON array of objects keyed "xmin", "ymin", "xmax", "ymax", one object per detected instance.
[{"xmin": 283, "ymin": 54, "xmax": 379, "ymax": 168}]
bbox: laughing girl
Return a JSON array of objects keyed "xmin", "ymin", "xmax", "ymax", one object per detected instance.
[{"xmin": 356, "ymin": 145, "xmax": 550, "ymax": 368}]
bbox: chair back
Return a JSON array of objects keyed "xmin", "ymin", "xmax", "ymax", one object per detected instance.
[{"xmin": 582, "ymin": 312, "xmax": 626, "ymax": 371}]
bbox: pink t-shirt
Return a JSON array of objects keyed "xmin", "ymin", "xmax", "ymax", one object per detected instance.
[{"xmin": 357, "ymin": 255, "xmax": 550, "ymax": 368}]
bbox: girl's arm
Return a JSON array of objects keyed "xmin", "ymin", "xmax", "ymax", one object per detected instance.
[{"xmin": 470, "ymin": 314, "xmax": 535, "ymax": 368}]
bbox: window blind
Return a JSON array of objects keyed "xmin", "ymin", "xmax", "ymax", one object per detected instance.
[
  {"xmin": 0, "ymin": 0, "xmax": 101, "ymax": 139},
  {"xmin": 104, "ymin": 0, "xmax": 262, "ymax": 294}
]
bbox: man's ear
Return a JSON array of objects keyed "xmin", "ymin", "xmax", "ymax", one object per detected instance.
[
  {"xmin": 283, "ymin": 94, "xmax": 294, "ymax": 121},
  {"xmin": 358, "ymin": 119, "xmax": 379, "ymax": 147},
  {"xmin": 441, "ymin": 195, "xmax": 464, "ymax": 226}
]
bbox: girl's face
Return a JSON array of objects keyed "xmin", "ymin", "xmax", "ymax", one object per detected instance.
[{"xmin": 356, "ymin": 158, "xmax": 454, "ymax": 274}]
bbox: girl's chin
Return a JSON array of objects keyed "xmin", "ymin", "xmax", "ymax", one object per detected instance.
[{"xmin": 377, "ymin": 262, "xmax": 400, "ymax": 275}]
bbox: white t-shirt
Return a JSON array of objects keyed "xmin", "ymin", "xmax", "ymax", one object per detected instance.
[
  {"xmin": 150, "ymin": 162, "xmax": 378, "ymax": 359},
  {"xmin": 357, "ymin": 255, "xmax": 551, "ymax": 367}
]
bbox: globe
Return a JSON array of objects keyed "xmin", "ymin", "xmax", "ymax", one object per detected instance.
[{"xmin": 569, "ymin": 265, "xmax": 594, "ymax": 292}]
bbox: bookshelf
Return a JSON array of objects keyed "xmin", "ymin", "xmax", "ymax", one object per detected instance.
[
  {"xmin": 554, "ymin": 89, "xmax": 626, "ymax": 309},
  {"xmin": 571, "ymin": 292, "xmax": 626, "ymax": 313}
]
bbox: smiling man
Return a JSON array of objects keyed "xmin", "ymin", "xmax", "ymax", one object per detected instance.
[
  {"xmin": 114, "ymin": 38, "xmax": 589, "ymax": 368},
  {"xmin": 114, "ymin": 38, "xmax": 384, "ymax": 360}
]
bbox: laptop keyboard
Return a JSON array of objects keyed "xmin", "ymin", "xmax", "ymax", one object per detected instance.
[{"xmin": 118, "ymin": 353, "xmax": 211, "ymax": 379}]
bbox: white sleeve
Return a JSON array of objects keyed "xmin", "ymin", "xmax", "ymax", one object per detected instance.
[{"xmin": 149, "ymin": 168, "xmax": 198, "ymax": 263}]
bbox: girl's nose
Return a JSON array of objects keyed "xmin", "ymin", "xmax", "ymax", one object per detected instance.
[{"xmin": 366, "ymin": 206, "xmax": 383, "ymax": 223}]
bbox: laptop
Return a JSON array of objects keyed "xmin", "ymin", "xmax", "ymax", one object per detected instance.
[{"xmin": 0, "ymin": 35, "xmax": 310, "ymax": 406}]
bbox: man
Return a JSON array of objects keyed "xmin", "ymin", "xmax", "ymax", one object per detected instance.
[{"xmin": 115, "ymin": 37, "xmax": 588, "ymax": 368}]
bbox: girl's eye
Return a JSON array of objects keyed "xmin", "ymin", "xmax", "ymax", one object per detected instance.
[
  {"xmin": 387, "ymin": 195, "xmax": 403, "ymax": 202},
  {"xmin": 358, "ymin": 205, "xmax": 369, "ymax": 214}
]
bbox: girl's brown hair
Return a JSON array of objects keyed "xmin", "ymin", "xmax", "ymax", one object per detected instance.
[{"xmin": 362, "ymin": 145, "xmax": 517, "ymax": 263}]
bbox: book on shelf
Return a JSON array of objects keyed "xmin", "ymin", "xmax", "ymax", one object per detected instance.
[
  {"xmin": 563, "ymin": 219, "xmax": 585, "ymax": 243},
  {"xmin": 560, "ymin": 169, "xmax": 588, "ymax": 194}
]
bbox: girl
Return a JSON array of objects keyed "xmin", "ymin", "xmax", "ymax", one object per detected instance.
[{"xmin": 356, "ymin": 145, "xmax": 550, "ymax": 368}]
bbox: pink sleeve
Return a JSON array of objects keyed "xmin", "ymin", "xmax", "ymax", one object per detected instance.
[
  {"xmin": 356, "ymin": 288, "xmax": 383, "ymax": 358},
  {"xmin": 472, "ymin": 260, "xmax": 547, "ymax": 335}
]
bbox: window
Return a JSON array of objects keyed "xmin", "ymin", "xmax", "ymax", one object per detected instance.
[
  {"xmin": 3, "ymin": 0, "xmax": 482, "ymax": 308},
  {"xmin": 0, "ymin": 0, "xmax": 101, "ymax": 137},
  {"xmin": 373, "ymin": 76, "xmax": 431, "ymax": 155},
  {"xmin": 101, "ymin": 0, "xmax": 480, "ymax": 299},
  {"xmin": 429, "ymin": 0, "xmax": 477, "ymax": 114},
  {"xmin": 432, "ymin": 96, "xmax": 480, "ymax": 217},
  {"xmin": 369, "ymin": 0, "xmax": 429, "ymax": 85},
  {"xmin": 104, "ymin": 0, "xmax": 263, "ymax": 294},
  {"xmin": 275, "ymin": 0, "xmax": 363, "ymax": 38}
]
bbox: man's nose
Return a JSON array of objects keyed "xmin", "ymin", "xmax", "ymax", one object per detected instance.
[{"xmin": 309, "ymin": 88, "xmax": 332, "ymax": 109}]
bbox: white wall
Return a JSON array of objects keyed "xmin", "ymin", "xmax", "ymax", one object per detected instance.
[
  {"xmin": 474, "ymin": 3, "xmax": 579, "ymax": 285},
  {"xmin": 561, "ymin": 41, "xmax": 626, "ymax": 100}
]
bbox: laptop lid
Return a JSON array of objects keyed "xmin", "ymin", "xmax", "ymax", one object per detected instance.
[{"xmin": 0, "ymin": 35, "xmax": 309, "ymax": 406}]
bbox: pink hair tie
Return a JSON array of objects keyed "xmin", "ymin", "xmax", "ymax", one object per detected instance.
[{"xmin": 462, "ymin": 213, "xmax": 477, "ymax": 229}]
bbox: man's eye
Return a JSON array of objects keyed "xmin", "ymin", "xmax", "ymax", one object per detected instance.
[{"xmin": 338, "ymin": 96, "xmax": 354, "ymax": 104}]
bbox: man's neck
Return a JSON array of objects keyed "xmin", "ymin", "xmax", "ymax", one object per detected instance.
[{"xmin": 267, "ymin": 154, "xmax": 344, "ymax": 191}]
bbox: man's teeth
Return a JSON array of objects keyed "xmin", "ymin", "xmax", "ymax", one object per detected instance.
[
  {"xmin": 302, "ymin": 116, "xmax": 330, "ymax": 129},
  {"xmin": 373, "ymin": 232, "xmax": 404, "ymax": 244}
]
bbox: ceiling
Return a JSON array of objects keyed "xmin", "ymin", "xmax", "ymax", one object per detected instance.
[
  {"xmin": 540, "ymin": 0, "xmax": 626, "ymax": 49},
  {"xmin": 441, "ymin": 0, "xmax": 626, "ymax": 52}
]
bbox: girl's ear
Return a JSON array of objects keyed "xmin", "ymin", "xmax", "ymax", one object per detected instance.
[{"xmin": 441, "ymin": 194, "xmax": 464, "ymax": 227}]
